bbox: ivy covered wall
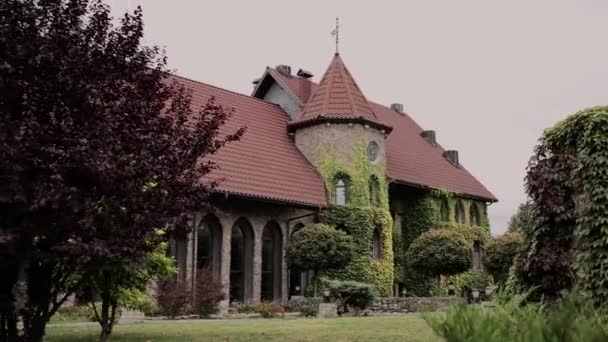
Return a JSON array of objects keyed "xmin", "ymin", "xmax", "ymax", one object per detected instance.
[
  {"xmin": 292, "ymin": 122, "xmax": 491, "ymax": 297},
  {"xmin": 321, "ymin": 206, "xmax": 393, "ymax": 296},
  {"xmin": 293, "ymin": 123, "xmax": 393, "ymax": 296},
  {"xmin": 391, "ymin": 188, "xmax": 490, "ymax": 296}
]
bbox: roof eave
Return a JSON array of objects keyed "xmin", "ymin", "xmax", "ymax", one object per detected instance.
[
  {"xmin": 212, "ymin": 189, "xmax": 327, "ymax": 209},
  {"xmin": 287, "ymin": 116, "xmax": 393, "ymax": 134},
  {"xmin": 388, "ymin": 177, "xmax": 498, "ymax": 203}
]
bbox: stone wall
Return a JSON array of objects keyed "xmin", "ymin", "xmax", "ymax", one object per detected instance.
[
  {"xmin": 176, "ymin": 197, "xmax": 317, "ymax": 312},
  {"xmin": 367, "ymin": 297, "xmax": 465, "ymax": 314}
]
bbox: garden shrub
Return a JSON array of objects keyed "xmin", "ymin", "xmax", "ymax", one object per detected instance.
[
  {"xmin": 286, "ymin": 298, "xmax": 321, "ymax": 317},
  {"xmin": 517, "ymin": 107, "xmax": 608, "ymax": 305},
  {"xmin": 286, "ymin": 223, "xmax": 356, "ymax": 296},
  {"xmin": 325, "ymin": 279, "xmax": 377, "ymax": 315},
  {"xmin": 254, "ymin": 303, "xmax": 285, "ymax": 318},
  {"xmin": 229, "ymin": 302, "xmax": 285, "ymax": 318},
  {"xmin": 484, "ymin": 232, "xmax": 523, "ymax": 283},
  {"xmin": 424, "ymin": 294, "xmax": 608, "ymax": 341},
  {"xmin": 435, "ymin": 271, "xmax": 493, "ymax": 298},
  {"xmin": 118, "ymin": 288, "xmax": 157, "ymax": 316},
  {"xmin": 406, "ymin": 229, "xmax": 472, "ymax": 279},
  {"xmin": 157, "ymin": 278, "xmax": 191, "ymax": 318},
  {"xmin": 194, "ymin": 268, "xmax": 225, "ymax": 318},
  {"xmin": 228, "ymin": 303, "xmax": 256, "ymax": 314},
  {"xmin": 50, "ymin": 305, "xmax": 96, "ymax": 323}
]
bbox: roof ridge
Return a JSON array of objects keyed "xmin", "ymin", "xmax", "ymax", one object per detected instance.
[{"xmin": 170, "ymin": 72, "xmax": 282, "ymax": 107}]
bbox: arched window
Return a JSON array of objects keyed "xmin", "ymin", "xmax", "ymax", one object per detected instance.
[
  {"xmin": 470, "ymin": 204, "xmax": 480, "ymax": 226},
  {"xmin": 335, "ymin": 177, "xmax": 348, "ymax": 206},
  {"xmin": 197, "ymin": 214, "xmax": 223, "ymax": 281},
  {"xmin": 230, "ymin": 218, "xmax": 254, "ymax": 303},
  {"xmin": 369, "ymin": 176, "xmax": 380, "ymax": 207},
  {"xmin": 473, "ymin": 240, "xmax": 482, "ymax": 271},
  {"xmin": 455, "ymin": 200, "xmax": 465, "ymax": 224},
  {"xmin": 440, "ymin": 199, "xmax": 450, "ymax": 222},
  {"xmin": 262, "ymin": 221, "xmax": 283, "ymax": 302},
  {"xmin": 371, "ymin": 227, "xmax": 382, "ymax": 260}
]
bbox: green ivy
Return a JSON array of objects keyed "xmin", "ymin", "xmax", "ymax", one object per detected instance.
[
  {"xmin": 318, "ymin": 141, "xmax": 389, "ymax": 209},
  {"xmin": 303, "ymin": 131, "xmax": 492, "ymax": 298},
  {"xmin": 320, "ymin": 206, "xmax": 393, "ymax": 296},
  {"xmin": 537, "ymin": 106, "xmax": 608, "ymax": 306},
  {"xmin": 394, "ymin": 191, "xmax": 490, "ymax": 296}
]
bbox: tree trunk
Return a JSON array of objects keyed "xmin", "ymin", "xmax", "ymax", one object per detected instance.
[
  {"xmin": 24, "ymin": 319, "xmax": 47, "ymax": 342},
  {"xmin": 97, "ymin": 284, "xmax": 117, "ymax": 342}
]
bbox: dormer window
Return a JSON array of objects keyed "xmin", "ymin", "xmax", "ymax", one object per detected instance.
[{"xmin": 335, "ymin": 178, "xmax": 348, "ymax": 206}]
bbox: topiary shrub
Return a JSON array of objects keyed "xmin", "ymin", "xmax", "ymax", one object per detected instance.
[
  {"xmin": 157, "ymin": 278, "xmax": 191, "ymax": 319},
  {"xmin": 484, "ymin": 232, "xmax": 523, "ymax": 283},
  {"xmin": 325, "ymin": 279, "xmax": 377, "ymax": 315},
  {"xmin": 286, "ymin": 223, "xmax": 356, "ymax": 296},
  {"xmin": 406, "ymin": 229, "xmax": 472, "ymax": 283},
  {"xmin": 194, "ymin": 268, "xmax": 225, "ymax": 318}
]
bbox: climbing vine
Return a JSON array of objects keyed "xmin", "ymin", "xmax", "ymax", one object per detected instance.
[
  {"xmin": 394, "ymin": 190, "xmax": 490, "ymax": 296},
  {"xmin": 312, "ymin": 138, "xmax": 393, "ymax": 296},
  {"xmin": 517, "ymin": 106, "xmax": 608, "ymax": 305},
  {"xmin": 302, "ymin": 128, "xmax": 492, "ymax": 298},
  {"xmin": 320, "ymin": 206, "xmax": 393, "ymax": 296},
  {"xmin": 318, "ymin": 141, "xmax": 389, "ymax": 209}
]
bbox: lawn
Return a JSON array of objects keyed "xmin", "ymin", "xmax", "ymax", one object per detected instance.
[{"xmin": 46, "ymin": 315, "xmax": 440, "ymax": 342}]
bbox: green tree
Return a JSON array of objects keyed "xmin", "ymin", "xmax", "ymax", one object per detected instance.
[
  {"xmin": 507, "ymin": 202, "xmax": 534, "ymax": 233},
  {"xmin": 0, "ymin": 1, "xmax": 242, "ymax": 340},
  {"xmin": 518, "ymin": 106, "xmax": 608, "ymax": 305},
  {"xmin": 406, "ymin": 229, "xmax": 472, "ymax": 284},
  {"xmin": 79, "ymin": 241, "xmax": 175, "ymax": 342},
  {"xmin": 484, "ymin": 232, "xmax": 523, "ymax": 283},
  {"xmin": 286, "ymin": 224, "xmax": 356, "ymax": 296}
]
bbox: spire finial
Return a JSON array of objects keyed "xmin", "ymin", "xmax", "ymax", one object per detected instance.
[{"xmin": 331, "ymin": 17, "xmax": 340, "ymax": 55}]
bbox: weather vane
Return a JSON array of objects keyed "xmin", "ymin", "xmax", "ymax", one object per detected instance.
[{"xmin": 331, "ymin": 17, "xmax": 340, "ymax": 55}]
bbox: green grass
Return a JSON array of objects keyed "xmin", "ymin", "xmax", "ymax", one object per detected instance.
[{"xmin": 46, "ymin": 315, "xmax": 440, "ymax": 342}]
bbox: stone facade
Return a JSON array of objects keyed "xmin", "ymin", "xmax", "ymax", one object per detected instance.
[
  {"xmin": 366, "ymin": 297, "xmax": 466, "ymax": 314},
  {"xmin": 294, "ymin": 123, "xmax": 387, "ymax": 174},
  {"xmin": 176, "ymin": 198, "xmax": 316, "ymax": 312}
]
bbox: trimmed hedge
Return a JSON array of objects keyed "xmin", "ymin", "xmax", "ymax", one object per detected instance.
[{"xmin": 407, "ymin": 229, "xmax": 472, "ymax": 278}]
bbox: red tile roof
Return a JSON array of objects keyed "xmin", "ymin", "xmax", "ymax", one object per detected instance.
[
  {"xmin": 270, "ymin": 68, "xmax": 497, "ymax": 202},
  {"xmin": 288, "ymin": 54, "xmax": 391, "ymax": 132},
  {"xmin": 170, "ymin": 75, "xmax": 327, "ymax": 207}
]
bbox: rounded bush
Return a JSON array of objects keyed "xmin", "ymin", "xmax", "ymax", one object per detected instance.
[
  {"xmin": 484, "ymin": 232, "xmax": 523, "ymax": 283},
  {"xmin": 286, "ymin": 223, "xmax": 356, "ymax": 273},
  {"xmin": 406, "ymin": 229, "xmax": 472, "ymax": 277}
]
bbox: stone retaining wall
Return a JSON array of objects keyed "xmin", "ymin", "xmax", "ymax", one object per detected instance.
[{"xmin": 367, "ymin": 297, "xmax": 465, "ymax": 314}]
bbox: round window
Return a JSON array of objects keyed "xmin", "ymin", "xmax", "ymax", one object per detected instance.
[{"xmin": 367, "ymin": 141, "xmax": 379, "ymax": 162}]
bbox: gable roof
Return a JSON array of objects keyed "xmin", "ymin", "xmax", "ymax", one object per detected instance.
[
  {"xmin": 268, "ymin": 68, "xmax": 497, "ymax": 202},
  {"xmin": 288, "ymin": 54, "xmax": 391, "ymax": 133},
  {"xmin": 170, "ymin": 74, "xmax": 327, "ymax": 207}
]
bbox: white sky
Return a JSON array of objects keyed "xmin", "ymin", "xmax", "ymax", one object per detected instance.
[{"xmin": 108, "ymin": 0, "xmax": 608, "ymax": 235}]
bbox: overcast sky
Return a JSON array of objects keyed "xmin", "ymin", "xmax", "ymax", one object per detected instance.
[{"xmin": 108, "ymin": 0, "xmax": 607, "ymax": 235}]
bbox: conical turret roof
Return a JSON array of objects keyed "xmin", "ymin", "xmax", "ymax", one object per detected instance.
[{"xmin": 288, "ymin": 54, "xmax": 391, "ymax": 132}]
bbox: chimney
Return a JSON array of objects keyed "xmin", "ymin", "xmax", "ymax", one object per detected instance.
[
  {"xmin": 276, "ymin": 65, "xmax": 291, "ymax": 77},
  {"xmin": 297, "ymin": 68, "xmax": 314, "ymax": 79},
  {"xmin": 390, "ymin": 103, "xmax": 404, "ymax": 114},
  {"xmin": 443, "ymin": 150, "xmax": 460, "ymax": 166},
  {"xmin": 421, "ymin": 130, "xmax": 436, "ymax": 145},
  {"xmin": 297, "ymin": 68, "xmax": 314, "ymax": 102}
]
